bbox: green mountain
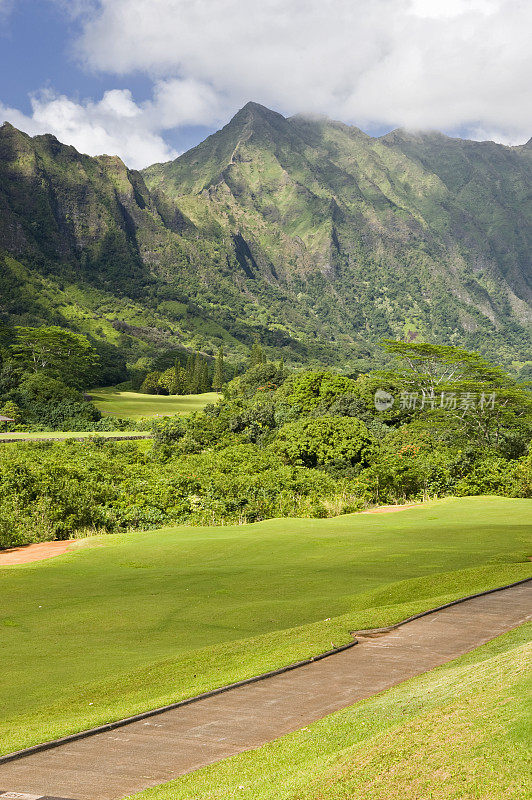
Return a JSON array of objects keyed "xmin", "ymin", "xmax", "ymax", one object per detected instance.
[
  {"xmin": 144, "ymin": 103, "xmax": 532, "ymax": 362},
  {"xmin": 1, "ymin": 104, "xmax": 531, "ymax": 378}
]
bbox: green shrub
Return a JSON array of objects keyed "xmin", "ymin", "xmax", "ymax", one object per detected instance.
[
  {"xmin": 18, "ymin": 373, "xmax": 84, "ymax": 404},
  {"xmin": 276, "ymin": 371, "xmax": 360, "ymax": 414},
  {"xmin": 225, "ymin": 362, "xmax": 286, "ymax": 399},
  {"xmin": 274, "ymin": 416, "xmax": 373, "ymax": 468},
  {"xmin": 454, "ymin": 457, "xmax": 525, "ymax": 497}
]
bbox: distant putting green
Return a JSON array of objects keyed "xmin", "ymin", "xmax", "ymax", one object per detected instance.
[
  {"xmin": 1, "ymin": 496, "xmax": 530, "ymax": 755},
  {"xmin": 90, "ymin": 388, "xmax": 219, "ymax": 418}
]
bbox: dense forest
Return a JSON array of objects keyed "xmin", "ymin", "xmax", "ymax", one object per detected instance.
[{"xmin": 1, "ymin": 341, "xmax": 530, "ymax": 549}]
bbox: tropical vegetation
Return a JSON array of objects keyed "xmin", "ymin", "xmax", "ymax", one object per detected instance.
[{"xmin": 0, "ymin": 342, "xmax": 530, "ymax": 549}]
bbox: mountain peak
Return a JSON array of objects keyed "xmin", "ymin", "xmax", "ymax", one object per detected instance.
[
  {"xmin": 0, "ymin": 121, "xmax": 31, "ymax": 141},
  {"xmin": 238, "ymin": 100, "xmax": 284, "ymax": 116},
  {"xmin": 228, "ymin": 101, "xmax": 287, "ymax": 131}
]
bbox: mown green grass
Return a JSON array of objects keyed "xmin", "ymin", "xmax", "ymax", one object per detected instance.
[
  {"xmin": 0, "ymin": 430, "xmax": 149, "ymax": 441},
  {"xmin": 90, "ymin": 388, "xmax": 219, "ymax": 418},
  {"xmin": 129, "ymin": 624, "xmax": 532, "ymax": 800},
  {"xmin": 0, "ymin": 497, "xmax": 530, "ymax": 755}
]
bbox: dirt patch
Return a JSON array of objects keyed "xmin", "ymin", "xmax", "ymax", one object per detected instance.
[
  {"xmin": 360, "ymin": 503, "xmax": 420, "ymax": 514},
  {"xmin": 0, "ymin": 540, "xmax": 76, "ymax": 566}
]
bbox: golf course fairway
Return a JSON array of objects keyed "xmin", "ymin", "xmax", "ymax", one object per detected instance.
[
  {"xmin": 1, "ymin": 496, "xmax": 530, "ymax": 755},
  {"xmin": 90, "ymin": 388, "xmax": 219, "ymax": 418}
]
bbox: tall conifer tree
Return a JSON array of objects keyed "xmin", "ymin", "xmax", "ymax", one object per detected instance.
[
  {"xmin": 185, "ymin": 353, "xmax": 195, "ymax": 392},
  {"xmin": 213, "ymin": 346, "xmax": 224, "ymax": 391},
  {"xmin": 249, "ymin": 339, "xmax": 264, "ymax": 369},
  {"xmin": 191, "ymin": 352, "xmax": 203, "ymax": 393}
]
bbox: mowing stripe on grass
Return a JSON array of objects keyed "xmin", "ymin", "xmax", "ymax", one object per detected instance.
[
  {"xmin": 1, "ymin": 577, "xmax": 529, "ymax": 768},
  {"xmin": 1, "ymin": 581, "xmax": 529, "ymax": 800}
]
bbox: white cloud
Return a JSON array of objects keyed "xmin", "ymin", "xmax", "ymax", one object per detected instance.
[
  {"xmin": 0, "ymin": 72, "xmax": 229, "ymax": 167},
  {"xmin": 75, "ymin": 0, "xmax": 531, "ymax": 145},
  {"xmin": 149, "ymin": 78, "xmax": 223, "ymax": 128},
  {"xmin": 2, "ymin": 0, "xmax": 530, "ymax": 166},
  {"xmin": 0, "ymin": 87, "xmax": 185, "ymax": 169},
  {"xmin": 408, "ymin": 0, "xmax": 499, "ymax": 18}
]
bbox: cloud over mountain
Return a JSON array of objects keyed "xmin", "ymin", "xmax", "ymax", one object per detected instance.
[
  {"xmin": 1, "ymin": 0, "xmax": 530, "ymax": 166},
  {"xmin": 78, "ymin": 0, "xmax": 531, "ymax": 142}
]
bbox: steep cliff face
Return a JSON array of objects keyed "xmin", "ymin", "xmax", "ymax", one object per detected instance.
[
  {"xmin": 0, "ymin": 106, "xmax": 531, "ymax": 370},
  {"xmin": 144, "ymin": 103, "xmax": 532, "ymax": 350},
  {"xmin": 0, "ymin": 119, "xmax": 343, "ymax": 368},
  {"xmin": 0, "ymin": 122, "xmax": 174, "ymax": 296},
  {"xmin": 380, "ymin": 128, "xmax": 532, "ymax": 302}
]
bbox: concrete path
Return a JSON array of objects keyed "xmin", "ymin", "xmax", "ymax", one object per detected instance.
[{"xmin": 1, "ymin": 582, "xmax": 530, "ymax": 800}]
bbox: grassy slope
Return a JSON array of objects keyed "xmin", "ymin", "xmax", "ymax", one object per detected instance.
[
  {"xmin": 0, "ymin": 430, "xmax": 149, "ymax": 441},
  {"xmin": 130, "ymin": 624, "xmax": 532, "ymax": 800},
  {"xmin": 0, "ymin": 497, "xmax": 530, "ymax": 754},
  {"xmin": 0, "ymin": 254, "xmax": 256, "ymax": 376},
  {"xmin": 90, "ymin": 388, "xmax": 219, "ymax": 418}
]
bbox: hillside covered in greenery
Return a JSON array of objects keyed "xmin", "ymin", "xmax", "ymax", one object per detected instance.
[
  {"xmin": 2, "ymin": 342, "xmax": 530, "ymax": 548},
  {"xmin": 1, "ymin": 105, "xmax": 531, "ymax": 381}
]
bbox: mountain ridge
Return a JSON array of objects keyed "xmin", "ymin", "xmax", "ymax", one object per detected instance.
[
  {"xmin": 143, "ymin": 104, "xmax": 531, "ymax": 317},
  {"xmin": 0, "ymin": 105, "xmax": 531, "ymax": 379}
]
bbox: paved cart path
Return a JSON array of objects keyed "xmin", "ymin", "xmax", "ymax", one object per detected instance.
[{"xmin": 1, "ymin": 582, "xmax": 530, "ymax": 800}]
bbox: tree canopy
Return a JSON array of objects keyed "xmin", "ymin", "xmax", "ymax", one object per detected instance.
[
  {"xmin": 13, "ymin": 326, "xmax": 99, "ymax": 389},
  {"xmin": 378, "ymin": 341, "xmax": 532, "ymax": 449}
]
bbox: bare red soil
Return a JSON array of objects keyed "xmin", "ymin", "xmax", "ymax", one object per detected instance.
[
  {"xmin": 0, "ymin": 539, "xmax": 75, "ymax": 566},
  {"xmin": 360, "ymin": 503, "xmax": 419, "ymax": 514}
]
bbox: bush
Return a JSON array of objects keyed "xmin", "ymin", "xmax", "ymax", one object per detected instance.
[
  {"xmin": 23, "ymin": 400, "xmax": 100, "ymax": 430},
  {"xmin": 276, "ymin": 371, "xmax": 360, "ymax": 414},
  {"xmin": 140, "ymin": 370, "xmax": 165, "ymax": 395},
  {"xmin": 225, "ymin": 362, "xmax": 287, "ymax": 399},
  {"xmin": 454, "ymin": 457, "xmax": 523, "ymax": 497},
  {"xmin": 274, "ymin": 416, "xmax": 373, "ymax": 468},
  {"xmin": 1, "ymin": 400, "xmax": 23, "ymax": 424},
  {"xmin": 18, "ymin": 373, "xmax": 83, "ymax": 405}
]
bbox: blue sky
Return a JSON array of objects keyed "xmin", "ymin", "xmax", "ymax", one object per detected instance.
[
  {"xmin": 0, "ymin": 1, "xmax": 529, "ymax": 169},
  {"xmin": 0, "ymin": 1, "xmax": 217, "ymax": 157}
]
